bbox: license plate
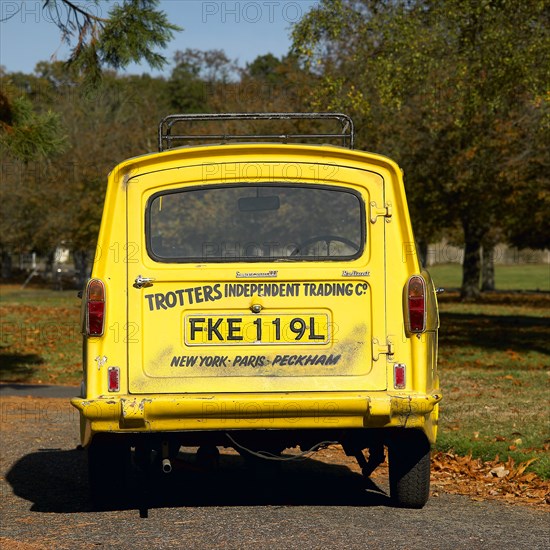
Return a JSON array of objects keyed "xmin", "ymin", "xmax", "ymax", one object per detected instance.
[{"xmin": 184, "ymin": 313, "xmax": 330, "ymax": 346}]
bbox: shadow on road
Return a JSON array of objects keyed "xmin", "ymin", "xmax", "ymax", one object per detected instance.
[{"xmin": 6, "ymin": 448, "xmax": 392, "ymax": 513}]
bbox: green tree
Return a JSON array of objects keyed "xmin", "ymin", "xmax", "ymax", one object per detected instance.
[
  {"xmin": 293, "ymin": 0, "xmax": 549, "ymax": 299},
  {"xmin": 1, "ymin": 1, "xmax": 181, "ymax": 279},
  {"xmin": 1, "ymin": 0, "xmax": 180, "ymax": 160},
  {"xmin": 168, "ymin": 49, "xmax": 238, "ymax": 114},
  {"xmin": 0, "ymin": 73, "xmax": 66, "ymax": 162},
  {"xmin": 500, "ymin": 97, "xmax": 550, "ymax": 251},
  {"xmin": 208, "ymin": 53, "xmax": 317, "ymax": 123},
  {"xmin": 0, "ymin": 64, "xmax": 173, "ymax": 284},
  {"xmin": 246, "ymin": 54, "xmax": 284, "ymax": 85},
  {"xmin": 42, "ymin": 0, "xmax": 180, "ymax": 84}
]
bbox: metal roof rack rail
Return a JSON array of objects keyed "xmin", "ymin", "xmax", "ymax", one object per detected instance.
[{"xmin": 158, "ymin": 112, "xmax": 355, "ymax": 151}]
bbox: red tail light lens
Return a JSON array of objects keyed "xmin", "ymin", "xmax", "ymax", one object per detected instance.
[
  {"xmin": 86, "ymin": 279, "xmax": 105, "ymax": 336},
  {"xmin": 108, "ymin": 367, "xmax": 120, "ymax": 392},
  {"xmin": 394, "ymin": 363, "xmax": 406, "ymax": 389},
  {"xmin": 407, "ymin": 275, "xmax": 426, "ymax": 333}
]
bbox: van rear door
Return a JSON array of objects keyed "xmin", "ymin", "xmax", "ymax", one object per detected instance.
[{"xmin": 126, "ymin": 159, "xmax": 388, "ymax": 394}]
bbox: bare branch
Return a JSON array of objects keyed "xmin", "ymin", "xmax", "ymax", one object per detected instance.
[{"xmin": 45, "ymin": 0, "xmax": 108, "ymax": 24}]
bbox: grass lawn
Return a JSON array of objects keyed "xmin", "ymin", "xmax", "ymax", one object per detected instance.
[
  {"xmin": 435, "ymin": 291, "xmax": 550, "ymax": 479},
  {"xmin": 1, "ymin": 280, "xmax": 549, "ymax": 478},
  {"xmin": 429, "ymin": 263, "xmax": 550, "ymax": 292},
  {"xmin": 0, "ymin": 285, "xmax": 82, "ymax": 385}
]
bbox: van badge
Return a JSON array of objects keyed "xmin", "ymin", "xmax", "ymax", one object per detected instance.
[
  {"xmin": 342, "ymin": 270, "xmax": 370, "ymax": 277},
  {"xmin": 236, "ymin": 270, "xmax": 278, "ymax": 279},
  {"xmin": 95, "ymin": 355, "xmax": 107, "ymax": 370}
]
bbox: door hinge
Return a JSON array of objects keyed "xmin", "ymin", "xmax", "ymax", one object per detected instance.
[
  {"xmin": 370, "ymin": 201, "xmax": 392, "ymax": 223},
  {"xmin": 372, "ymin": 338, "xmax": 394, "ymax": 361}
]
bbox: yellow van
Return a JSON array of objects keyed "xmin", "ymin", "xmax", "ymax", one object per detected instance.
[{"xmin": 71, "ymin": 113, "xmax": 441, "ymax": 508}]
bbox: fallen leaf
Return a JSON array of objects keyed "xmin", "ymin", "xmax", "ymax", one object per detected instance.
[
  {"xmin": 489, "ymin": 466, "xmax": 510, "ymax": 478},
  {"xmin": 512, "ymin": 458, "xmax": 538, "ymax": 478}
]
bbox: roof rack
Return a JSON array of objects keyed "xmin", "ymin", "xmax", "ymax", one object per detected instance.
[{"xmin": 158, "ymin": 112, "xmax": 355, "ymax": 151}]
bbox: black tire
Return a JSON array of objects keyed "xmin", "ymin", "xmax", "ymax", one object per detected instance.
[
  {"xmin": 87, "ymin": 437, "xmax": 130, "ymax": 509},
  {"xmin": 387, "ymin": 430, "xmax": 431, "ymax": 509}
]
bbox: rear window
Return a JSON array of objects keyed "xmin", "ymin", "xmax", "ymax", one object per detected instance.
[{"xmin": 146, "ymin": 184, "xmax": 364, "ymax": 262}]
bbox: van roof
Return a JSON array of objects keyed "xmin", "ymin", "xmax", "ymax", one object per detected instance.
[{"xmin": 109, "ymin": 142, "xmax": 402, "ymax": 182}]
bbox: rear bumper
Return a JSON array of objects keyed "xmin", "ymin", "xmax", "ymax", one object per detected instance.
[{"xmin": 71, "ymin": 391, "xmax": 442, "ymax": 446}]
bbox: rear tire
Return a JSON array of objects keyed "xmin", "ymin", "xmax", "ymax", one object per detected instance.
[
  {"xmin": 387, "ymin": 430, "xmax": 431, "ymax": 509},
  {"xmin": 88, "ymin": 437, "xmax": 130, "ymax": 508}
]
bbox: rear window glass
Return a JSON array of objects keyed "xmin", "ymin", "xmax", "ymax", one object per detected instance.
[{"xmin": 147, "ymin": 184, "xmax": 364, "ymax": 262}]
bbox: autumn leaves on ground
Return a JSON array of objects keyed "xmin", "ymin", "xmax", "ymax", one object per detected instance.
[
  {"xmin": 0, "ymin": 282, "xmax": 549, "ymax": 508},
  {"xmin": 0, "ymin": 286, "xmax": 81, "ymax": 385}
]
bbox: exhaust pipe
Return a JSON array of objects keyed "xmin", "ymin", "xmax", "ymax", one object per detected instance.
[
  {"xmin": 162, "ymin": 458, "xmax": 172, "ymax": 474},
  {"xmin": 161, "ymin": 441, "xmax": 172, "ymax": 473}
]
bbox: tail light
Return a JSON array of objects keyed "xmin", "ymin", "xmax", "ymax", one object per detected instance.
[
  {"xmin": 406, "ymin": 275, "xmax": 426, "ymax": 334},
  {"xmin": 86, "ymin": 279, "xmax": 105, "ymax": 336}
]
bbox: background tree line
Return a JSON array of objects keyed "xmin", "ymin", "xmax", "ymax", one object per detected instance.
[
  {"xmin": 291, "ymin": 0, "xmax": 549, "ymax": 299},
  {"xmin": 0, "ymin": 51, "xmax": 310, "ymax": 286},
  {"xmin": 0, "ymin": 0, "xmax": 548, "ymax": 299}
]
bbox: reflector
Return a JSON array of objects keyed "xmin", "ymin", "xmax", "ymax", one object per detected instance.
[
  {"xmin": 394, "ymin": 363, "xmax": 406, "ymax": 389},
  {"xmin": 108, "ymin": 367, "xmax": 120, "ymax": 392}
]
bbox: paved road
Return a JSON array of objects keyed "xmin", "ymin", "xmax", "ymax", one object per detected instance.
[
  {"xmin": 0, "ymin": 383, "xmax": 80, "ymax": 398},
  {"xmin": 0, "ymin": 395, "xmax": 548, "ymax": 550}
]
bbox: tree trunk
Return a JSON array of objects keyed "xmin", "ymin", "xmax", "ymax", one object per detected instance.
[
  {"xmin": 73, "ymin": 249, "xmax": 90, "ymax": 289},
  {"xmin": 481, "ymin": 243, "xmax": 495, "ymax": 291},
  {"xmin": 417, "ymin": 240, "xmax": 429, "ymax": 268},
  {"xmin": 461, "ymin": 238, "xmax": 482, "ymax": 301},
  {"xmin": 1, "ymin": 251, "xmax": 13, "ymax": 279}
]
